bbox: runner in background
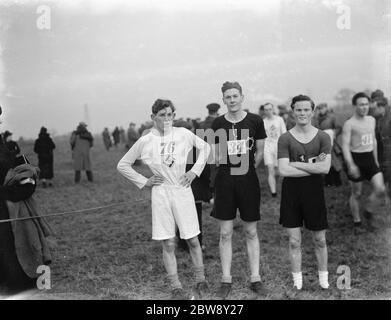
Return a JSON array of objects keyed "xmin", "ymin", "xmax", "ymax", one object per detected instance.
[
  {"xmin": 341, "ymin": 92, "xmax": 386, "ymax": 232},
  {"xmin": 262, "ymin": 102, "xmax": 286, "ymax": 197}
]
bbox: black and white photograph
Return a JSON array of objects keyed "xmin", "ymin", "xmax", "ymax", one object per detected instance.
[{"xmin": 0, "ymin": 0, "xmax": 390, "ymax": 305}]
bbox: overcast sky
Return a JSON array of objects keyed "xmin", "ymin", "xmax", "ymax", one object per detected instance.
[{"xmin": 1, "ymin": 0, "xmax": 390, "ymax": 138}]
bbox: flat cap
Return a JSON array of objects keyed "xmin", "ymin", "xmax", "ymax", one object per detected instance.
[{"xmin": 206, "ymin": 103, "xmax": 220, "ymax": 112}]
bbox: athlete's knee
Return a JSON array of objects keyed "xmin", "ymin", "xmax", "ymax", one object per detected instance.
[
  {"xmin": 162, "ymin": 238, "xmax": 176, "ymax": 253},
  {"xmin": 186, "ymin": 236, "xmax": 200, "ymax": 249},
  {"xmin": 351, "ymin": 189, "xmax": 361, "ymax": 199},
  {"xmin": 289, "ymin": 237, "xmax": 301, "ymax": 251},
  {"xmin": 245, "ymin": 227, "xmax": 258, "ymax": 241},
  {"xmin": 313, "ymin": 236, "xmax": 327, "ymax": 249},
  {"xmin": 220, "ymin": 229, "xmax": 233, "ymax": 243},
  {"xmin": 374, "ymin": 185, "xmax": 386, "ymax": 198}
]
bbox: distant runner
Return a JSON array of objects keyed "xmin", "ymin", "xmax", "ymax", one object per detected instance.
[{"xmin": 262, "ymin": 102, "xmax": 286, "ymax": 197}]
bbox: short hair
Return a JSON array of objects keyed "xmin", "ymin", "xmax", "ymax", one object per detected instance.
[
  {"xmin": 259, "ymin": 104, "xmax": 264, "ymax": 111},
  {"xmin": 352, "ymin": 92, "xmax": 370, "ymax": 106},
  {"xmin": 263, "ymin": 102, "xmax": 274, "ymax": 109},
  {"xmin": 377, "ymin": 96, "xmax": 388, "ymax": 107},
  {"xmin": 371, "ymin": 89, "xmax": 384, "ymax": 101},
  {"xmin": 290, "ymin": 95, "xmax": 315, "ymax": 110},
  {"xmin": 316, "ymin": 103, "xmax": 327, "ymax": 109},
  {"xmin": 221, "ymin": 81, "xmax": 242, "ymax": 95},
  {"xmin": 151, "ymin": 99, "xmax": 176, "ymax": 115}
]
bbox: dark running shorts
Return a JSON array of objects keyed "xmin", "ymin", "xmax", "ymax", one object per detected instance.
[
  {"xmin": 280, "ymin": 175, "xmax": 328, "ymax": 231},
  {"xmin": 345, "ymin": 151, "xmax": 381, "ymax": 182},
  {"xmin": 211, "ymin": 166, "xmax": 260, "ymax": 222}
]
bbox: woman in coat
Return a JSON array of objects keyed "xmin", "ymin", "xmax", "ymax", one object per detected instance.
[{"xmin": 34, "ymin": 127, "xmax": 56, "ymax": 187}]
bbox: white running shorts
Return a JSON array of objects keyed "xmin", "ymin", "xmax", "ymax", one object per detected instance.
[{"xmin": 151, "ymin": 185, "xmax": 200, "ymax": 240}]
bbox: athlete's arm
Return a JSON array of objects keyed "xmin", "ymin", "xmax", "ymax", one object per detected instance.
[
  {"xmin": 373, "ymin": 139, "xmax": 379, "ymax": 167},
  {"xmin": 117, "ymin": 138, "xmax": 162, "ymax": 189},
  {"xmin": 341, "ymin": 120, "xmax": 356, "ymax": 168},
  {"xmin": 254, "ymin": 139, "xmax": 265, "ymax": 168},
  {"xmin": 188, "ymin": 130, "xmax": 211, "ymax": 177},
  {"xmin": 278, "ymin": 158, "xmax": 310, "ymax": 177},
  {"xmin": 179, "ymin": 130, "xmax": 211, "ymax": 187},
  {"xmin": 371, "ymin": 118, "xmax": 379, "ymax": 167},
  {"xmin": 341, "ymin": 120, "xmax": 361, "ymax": 178},
  {"xmin": 289, "ymin": 154, "xmax": 331, "ymax": 175}
]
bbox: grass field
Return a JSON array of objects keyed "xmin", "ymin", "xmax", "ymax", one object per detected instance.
[{"xmin": 15, "ymin": 135, "xmax": 391, "ymax": 300}]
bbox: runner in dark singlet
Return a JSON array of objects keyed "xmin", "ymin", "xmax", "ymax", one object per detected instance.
[{"xmin": 278, "ymin": 95, "xmax": 331, "ymax": 291}]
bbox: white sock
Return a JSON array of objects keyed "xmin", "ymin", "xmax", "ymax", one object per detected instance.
[
  {"xmin": 292, "ymin": 272, "xmax": 302, "ymax": 290},
  {"xmin": 318, "ymin": 271, "xmax": 329, "ymax": 289}
]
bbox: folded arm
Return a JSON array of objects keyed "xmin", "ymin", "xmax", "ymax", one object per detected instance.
[
  {"xmin": 278, "ymin": 158, "xmax": 310, "ymax": 177},
  {"xmin": 289, "ymin": 154, "xmax": 331, "ymax": 174}
]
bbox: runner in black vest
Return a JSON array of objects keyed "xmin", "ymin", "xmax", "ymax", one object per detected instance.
[{"xmin": 211, "ymin": 81, "xmax": 267, "ymax": 299}]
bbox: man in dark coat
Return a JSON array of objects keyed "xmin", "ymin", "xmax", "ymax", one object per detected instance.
[
  {"xmin": 34, "ymin": 127, "xmax": 56, "ymax": 187},
  {"xmin": 369, "ymin": 90, "xmax": 387, "ymax": 166},
  {"xmin": 126, "ymin": 123, "xmax": 140, "ymax": 149},
  {"xmin": 200, "ymin": 103, "xmax": 220, "ymax": 194},
  {"xmin": 201, "ymin": 103, "xmax": 220, "ymax": 130},
  {"xmin": 112, "ymin": 127, "xmax": 120, "ymax": 148},
  {"xmin": 377, "ymin": 97, "xmax": 391, "ymax": 195},
  {"xmin": 174, "ymin": 120, "xmax": 212, "ymax": 251}
]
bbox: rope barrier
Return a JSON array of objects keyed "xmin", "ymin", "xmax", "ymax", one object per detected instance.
[{"xmin": 0, "ymin": 198, "xmax": 149, "ymax": 224}]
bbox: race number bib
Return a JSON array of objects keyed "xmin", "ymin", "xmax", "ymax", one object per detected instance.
[
  {"xmin": 361, "ymin": 134, "xmax": 373, "ymax": 146},
  {"xmin": 227, "ymin": 140, "xmax": 246, "ymax": 155},
  {"xmin": 160, "ymin": 141, "xmax": 176, "ymax": 167},
  {"xmin": 227, "ymin": 137, "xmax": 254, "ymax": 155}
]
